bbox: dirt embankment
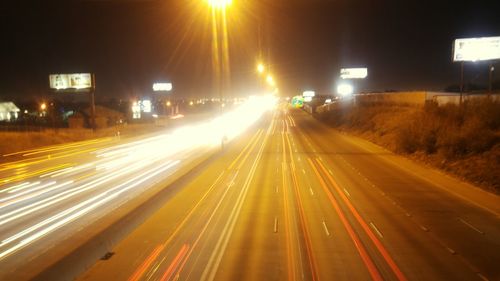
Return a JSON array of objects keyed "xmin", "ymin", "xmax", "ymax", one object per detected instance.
[
  {"xmin": 316, "ymin": 99, "xmax": 500, "ymax": 194},
  {"xmin": 0, "ymin": 123, "xmax": 163, "ymax": 156}
]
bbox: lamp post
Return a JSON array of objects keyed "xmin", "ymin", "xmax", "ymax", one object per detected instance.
[
  {"xmin": 257, "ymin": 63, "xmax": 265, "ymax": 74},
  {"xmin": 207, "ymin": 0, "xmax": 231, "ymax": 109}
]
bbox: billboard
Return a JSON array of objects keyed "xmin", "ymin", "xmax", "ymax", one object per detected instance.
[
  {"xmin": 49, "ymin": 73, "xmax": 92, "ymax": 90},
  {"xmin": 302, "ymin": 91, "xmax": 315, "ymax": 97},
  {"xmin": 453, "ymin": 36, "xmax": 500, "ymax": 62},
  {"xmin": 153, "ymin": 82, "xmax": 173, "ymax": 92},
  {"xmin": 340, "ymin": 68, "xmax": 368, "ymax": 79}
]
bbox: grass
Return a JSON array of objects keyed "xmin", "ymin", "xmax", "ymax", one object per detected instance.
[
  {"xmin": 317, "ymin": 99, "xmax": 500, "ymax": 193},
  {"xmin": 0, "ymin": 124, "xmax": 164, "ymax": 157}
]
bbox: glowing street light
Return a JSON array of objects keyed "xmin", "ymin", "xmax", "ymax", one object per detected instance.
[
  {"xmin": 266, "ymin": 74, "xmax": 275, "ymax": 86},
  {"xmin": 257, "ymin": 63, "xmax": 265, "ymax": 74},
  {"xmin": 337, "ymin": 83, "xmax": 353, "ymax": 97},
  {"xmin": 166, "ymin": 101, "xmax": 171, "ymax": 107},
  {"xmin": 40, "ymin": 103, "xmax": 47, "ymax": 111},
  {"xmin": 207, "ymin": 0, "xmax": 232, "ymax": 9}
]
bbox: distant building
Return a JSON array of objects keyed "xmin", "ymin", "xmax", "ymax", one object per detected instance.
[{"xmin": 0, "ymin": 102, "xmax": 20, "ymax": 122}]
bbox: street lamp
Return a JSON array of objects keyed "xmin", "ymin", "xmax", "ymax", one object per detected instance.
[
  {"xmin": 257, "ymin": 63, "xmax": 265, "ymax": 74},
  {"xmin": 266, "ymin": 74, "xmax": 275, "ymax": 86},
  {"xmin": 40, "ymin": 103, "xmax": 47, "ymax": 111},
  {"xmin": 207, "ymin": 0, "xmax": 232, "ymax": 8},
  {"xmin": 337, "ymin": 83, "xmax": 353, "ymax": 97}
]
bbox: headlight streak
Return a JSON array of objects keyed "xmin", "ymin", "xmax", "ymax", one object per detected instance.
[
  {"xmin": 0, "ymin": 181, "xmax": 74, "ymax": 210},
  {"xmin": 0, "ymin": 96, "xmax": 277, "ymax": 261},
  {"xmin": 49, "ymin": 163, "xmax": 95, "ymax": 178},
  {"xmin": 0, "ymin": 160, "xmax": 180, "ymax": 260},
  {"xmin": 39, "ymin": 166, "xmax": 74, "ymax": 178},
  {"xmin": 0, "ymin": 157, "xmax": 160, "ymax": 226},
  {"xmin": 6, "ymin": 181, "xmax": 56, "ymax": 195},
  {"xmin": 0, "ymin": 182, "xmax": 39, "ymax": 193}
]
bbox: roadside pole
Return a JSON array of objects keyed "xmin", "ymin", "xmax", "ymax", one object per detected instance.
[
  {"xmin": 459, "ymin": 61, "xmax": 464, "ymax": 105},
  {"xmin": 488, "ymin": 63, "xmax": 494, "ymax": 98},
  {"xmin": 90, "ymin": 74, "xmax": 96, "ymax": 132}
]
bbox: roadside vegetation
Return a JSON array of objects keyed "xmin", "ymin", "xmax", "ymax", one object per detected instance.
[{"xmin": 317, "ymin": 99, "xmax": 500, "ymax": 193}]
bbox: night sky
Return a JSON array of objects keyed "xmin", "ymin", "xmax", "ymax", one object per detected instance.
[{"xmin": 1, "ymin": 0, "xmax": 499, "ymax": 101}]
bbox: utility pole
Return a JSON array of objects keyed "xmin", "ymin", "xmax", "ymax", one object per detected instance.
[
  {"xmin": 90, "ymin": 74, "xmax": 96, "ymax": 132},
  {"xmin": 488, "ymin": 63, "xmax": 494, "ymax": 98},
  {"xmin": 459, "ymin": 61, "xmax": 464, "ymax": 105}
]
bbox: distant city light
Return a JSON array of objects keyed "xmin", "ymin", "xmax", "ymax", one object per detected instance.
[
  {"xmin": 337, "ymin": 83, "xmax": 353, "ymax": 96},
  {"xmin": 257, "ymin": 63, "xmax": 265, "ymax": 73},
  {"xmin": 266, "ymin": 75, "xmax": 275, "ymax": 86},
  {"xmin": 153, "ymin": 82, "xmax": 173, "ymax": 92},
  {"xmin": 132, "ymin": 102, "xmax": 141, "ymax": 119},
  {"xmin": 40, "ymin": 103, "xmax": 47, "ymax": 111},
  {"xmin": 141, "ymin": 100, "xmax": 152, "ymax": 113}
]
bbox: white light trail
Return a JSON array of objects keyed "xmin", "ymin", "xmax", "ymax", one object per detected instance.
[{"xmin": 0, "ymin": 160, "xmax": 179, "ymax": 260}]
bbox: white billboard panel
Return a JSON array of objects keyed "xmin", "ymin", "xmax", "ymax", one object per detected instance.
[
  {"xmin": 340, "ymin": 68, "xmax": 368, "ymax": 79},
  {"xmin": 153, "ymin": 82, "xmax": 173, "ymax": 92},
  {"xmin": 302, "ymin": 91, "xmax": 315, "ymax": 97},
  {"xmin": 49, "ymin": 73, "xmax": 92, "ymax": 90},
  {"xmin": 453, "ymin": 36, "xmax": 500, "ymax": 62}
]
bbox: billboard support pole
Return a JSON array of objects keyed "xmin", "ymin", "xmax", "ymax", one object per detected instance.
[
  {"xmin": 90, "ymin": 74, "xmax": 96, "ymax": 132},
  {"xmin": 488, "ymin": 63, "xmax": 493, "ymax": 98},
  {"xmin": 459, "ymin": 61, "xmax": 464, "ymax": 105}
]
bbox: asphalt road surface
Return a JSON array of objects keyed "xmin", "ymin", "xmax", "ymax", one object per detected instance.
[
  {"xmin": 0, "ymin": 115, "xmax": 225, "ymax": 280},
  {"xmin": 77, "ymin": 105, "xmax": 500, "ymax": 281}
]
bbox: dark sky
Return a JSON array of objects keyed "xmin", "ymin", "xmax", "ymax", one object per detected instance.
[{"xmin": 1, "ymin": 0, "xmax": 499, "ymax": 101}]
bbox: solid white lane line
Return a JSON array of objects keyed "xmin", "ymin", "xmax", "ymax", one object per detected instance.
[
  {"xmin": 458, "ymin": 217, "xmax": 485, "ymax": 235},
  {"xmin": 322, "ymin": 221, "xmax": 331, "ymax": 236},
  {"xmin": 477, "ymin": 273, "xmax": 489, "ymax": 281},
  {"xmin": 446, "ymin": 247, "xmax": 457, "ymax": 255},
  {"xmin": 369, "ymin": 222, "xmax": 383, "ymax": 238},
  {"xmin": 274, "ymin": 217, "xmax": 278, "ymax": 233}
]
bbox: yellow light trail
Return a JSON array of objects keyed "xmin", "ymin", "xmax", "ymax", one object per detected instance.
[
  {"xmin": 0, "ymin": 163, "xmax": 73, "ymax": 186},
  {"xmin": 2, "ymin": 137, "xmax": 112, "ymax": 157}
]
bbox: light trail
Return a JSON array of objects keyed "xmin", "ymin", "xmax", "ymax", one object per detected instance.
[{"xmin": 0, "ymin": 96, "xmax": 276, "ymax": 264}]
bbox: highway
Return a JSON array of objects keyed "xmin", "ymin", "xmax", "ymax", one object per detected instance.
[
  {"xmin": 0, "ymin": 98, "xmax": 274, "ymax": 280},
  {"xmin": 76, "ymin": 105, "xmax": 500, "ymax": 281}
]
